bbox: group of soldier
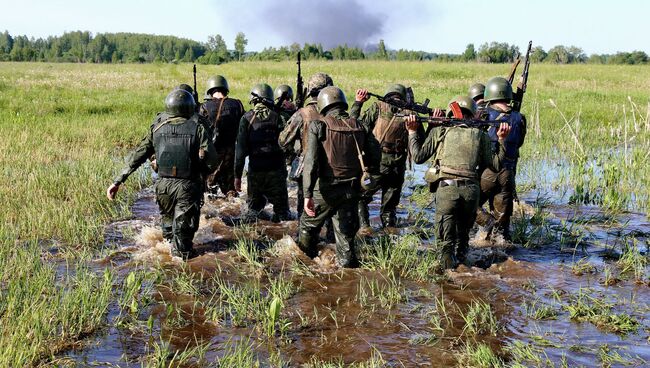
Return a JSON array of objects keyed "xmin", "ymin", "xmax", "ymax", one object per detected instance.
[{"xmin": 106, "ymin": 70, "xmax": 526, "ymax": 272}]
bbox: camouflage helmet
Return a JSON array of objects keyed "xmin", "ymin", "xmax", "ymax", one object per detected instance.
[
  {"xmin": 165, "ymin": 89, "xmax": 196, "ymax": 118},
  {"xmin": 317, "ymin": 86, "xmax": 348, "ymax": 113},
  {"xmin": 307, "ymin": 72, "xmax": 334, "ymax": 95},
  {"xmin": 250, "ymin": 83, "xmax": 274, "ymax": 104},
  {"xmin": 385, "ymin": 84, "xmax": 407, "ymax": 100},
  {"xmin": 468, "ymin": 83, "xmax": 485, "ymax": 100},
  {"xmin": 484, "ymin": 77, "xmax": 513, "ymax": 102},
  {"xmin": 206, "ymin": 75, "xmax": 229, "ymax": 95},
  {"xmin": 176, "ymin": 83, "xmax": 194, "ymax": 94},
  {"xmin": 274, "ymin": 84, "xmax": 294, "ymax": 101},
  {"xmin": 447, "ymin": 95, "xmax": 477, "ymax": 117}
]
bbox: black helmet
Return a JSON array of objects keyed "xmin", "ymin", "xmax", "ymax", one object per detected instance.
[
  {"xmin": 165, "ymin": 89, "xmax": 196, "ymax": 118},
  {"xmin": 176, "ymin": 83, "xmax": 194, "ymax": 94},
  {"xmin": 250, "ymin": 83, "xmax": 274, "ymax": 105},
  {"xmin": 206, "ymin": 75, "xmax": 229, "ymax": 95},
  {"xmin": 274, "ymin": 84, "xmax": 294, "ymax": 101}
]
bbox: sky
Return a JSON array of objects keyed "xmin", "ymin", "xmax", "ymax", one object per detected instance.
[{"xmin": 1, "ymin": 0, "xmax": 649, "ymax": 54}]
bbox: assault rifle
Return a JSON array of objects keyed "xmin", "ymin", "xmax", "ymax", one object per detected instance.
[
  {"xmin": 507, "ymin": 57, "xmax": 521, "ymax": 85},
  {"xmin": 192, "ymin": 64, "xmax": 199, "ymax": 104},
  {"xmin": 367, "ymin": 87, "xmax": 433, "ymax": 115},
  {"xmin": 251, "ymin": 91, "xmax": 288, "ymax": 112},
  {"xmin": 295, "ymin": 52, "xmax": 306, "ymax": 109},
  {"xmin": 512, "ymin": 41, "xmax": 532, "ymax": 112},
  {"xmin": 395, "ymin": 114, "xmax": 503, "ymax": 129}
]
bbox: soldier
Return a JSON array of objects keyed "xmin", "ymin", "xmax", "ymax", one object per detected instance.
[
  {"xmin": 353, "ymin": 84, "xmax": 419, "ymax": 228},
  {"xmin": 299, "ymin": 86, "xmax": 380, "ymax": 268},
  {"xmin": 406, "ymin": 96, "xmax": 510, "ymax": 270},
  {"xmin": 274, "ymin": 84, "xmax": 297, "ymax": 119},
  {"xmin": 199, "ymin": 75, "xmax": 245, "ymax": 198},
  {"xmin": 475, "ymin": 77, "xmax": 527, "ymax": 241},
  {"xmin": 234, "ymin": 83, "xmax": 291, "ymax": 222},
  {"xmin": 106, "ymin": 89, "xmax": 218, "ymax": 259},
  {"xmin": 469, "ymin": 83, "xmax": 487, "ymax": 119},
  {"xmin": 278, "ymin": 73, "xmax": 333, "ymax": 216}
]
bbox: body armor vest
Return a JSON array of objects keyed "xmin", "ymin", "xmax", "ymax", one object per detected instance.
[
  {"xmin": 425, "ymin": 126, "xmax": 483, "ymax": 183},
  {"xmin": 246, "ymin": 110, "xmax": 284, "ymax": 172},
  {"xmin": 152, "ymin": 116, "xmax": 199, "ymax": 180},
  {"xmin": 300, "ymin": 103, "xmax": 321, "ymax": 149},
  {"xmin": 487, "ymin": 108, "xmax": 525, "ymax": 170},
  {"xmin": 202, "ymin": 98, "xmax": 244, "ymax": 149},
  {"xmin": 321, "ymin": 116, "xmax": 365, "ymax": 179},
  {"xmin": 372, "ymin": 101, "xmax": 408, "ymax": 153}
]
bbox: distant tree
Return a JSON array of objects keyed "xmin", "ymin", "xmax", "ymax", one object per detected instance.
[
  {"xmin": 377, "ymin": 39, "xmax": 388, "ymax": 60},
  {"xmin": 234, "ymin": 32, "xmax": 247, "ymax": 61},
  {"xmin": 477, "ymin": 42, "xmax": 518, "ymax": 63},
  {"xmin": 462, "ymin": 43, "xmax": 476, "ymax": 62},
  {"xmin": 546, "ymin": 45, "xmax": 570, "ymax": 64},
  {"xmin": 530, "ymin": 46, "xmax": 547, "ymax": 63}
]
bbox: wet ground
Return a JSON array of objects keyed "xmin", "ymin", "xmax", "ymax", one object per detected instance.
[{"xmin": 62, "ymin": 168, "xmax": 649, "ymax": 367}]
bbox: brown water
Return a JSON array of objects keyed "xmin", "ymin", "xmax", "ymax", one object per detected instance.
[{"xmin": 64, "ymin": 174, "xmax": 649, "ymax": 367}]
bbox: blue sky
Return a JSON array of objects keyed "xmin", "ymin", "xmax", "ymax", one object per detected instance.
[{"xmin": 1, "ymin": 0, "xmax": 648, "ymax": 54}]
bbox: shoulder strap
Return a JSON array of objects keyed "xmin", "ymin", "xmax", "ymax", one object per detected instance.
[{"xmin": 214, "ymin": 97, "xmax": 227, "ymax": 128}]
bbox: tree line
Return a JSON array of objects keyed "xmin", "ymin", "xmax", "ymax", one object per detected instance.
[{"xmin": 0, "ymin": 30, "xmax": 647, "ymax": 65}]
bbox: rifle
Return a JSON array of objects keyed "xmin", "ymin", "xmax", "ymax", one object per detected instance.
[
  {"xmin": 250, "ymin": 92, "xmax": 274, "ymax": 107},
  {"xmin": 512, "ymin": 41, "xmax": 532, "ymax": 112},
  {"xmin": 295, "ymin": 52, "xmax": 306, "ymax": 109},
  {"xmin": 367, "ymin": 87, "xmax": 433, "ymax": 115},
  {"xmin": 507, "ymin": 57, "xmax": 521, "ymax": 85},
  {"xmin": 396, "ymin": 114, "xmax": 503, "ymax": 129},
  {"xmin": 192, "ymin": 64, "xmax": 199, "ymax": 104}
]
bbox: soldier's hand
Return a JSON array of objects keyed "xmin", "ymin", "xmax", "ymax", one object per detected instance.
[
  {"xmin": 405, "ymin": 115, "xmax": 419, "ymax": 133},
  {"xmin": 355, "ymin": 89, "xmax": 369, "ymax": 103},
  {"xmin": 496, "ymin": 122, "xmax": 511, "ymax": 140},
  {"xmin": 304, "ymin": 198, "xmax": 316, "ymax": 217},
  {"xmin": 107, "ymin": 183, "xmax": 120, "ymax": 201},
  {"xmin": 234, "ymin": 178, "xmax": 242, "ymax": 192},
  {"xmin": 430, "ymin": 108, "xmax": 445, "ymax": 118}
]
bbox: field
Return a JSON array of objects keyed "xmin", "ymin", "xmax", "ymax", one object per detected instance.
[{"xmin": 0, "ymin": 61, "xmax": 648, "ymax": 367}]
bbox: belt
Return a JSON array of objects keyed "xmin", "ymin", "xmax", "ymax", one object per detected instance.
[{"xmin": 439, "ymin": 178, "xmax": 475, "ymax": 187}]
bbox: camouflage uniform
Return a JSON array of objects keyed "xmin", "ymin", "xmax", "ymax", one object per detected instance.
[
  {"xmin": 409, "ymin": 120, "xmax": 506, "ymax": 269},
  {"xmin": 300, "ymin": 98, "xmax": 380, "ymax": 267},
  {"xmin": 199, "ymin": 97, "xmax": 245, "ymax": 196},
  {"xmin": 114, "ymin": 107, "xmax": 218, "ymax": 258},
  {"xmin": 475, "ymin": 105, "xmax": 527, "ymax": 239},
  {"xmin": 235, "ymin": 103, "xmax": 290, "ymax": 221}
]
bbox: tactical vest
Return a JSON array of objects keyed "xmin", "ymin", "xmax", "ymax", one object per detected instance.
[
  {"xmin": 246, "ymin": 110, "xmax": 285, "ymax": 172},
  {"xmin": 152, "ymin": 116, "xmax": 200, "ymax": 180},
  {"xmin": 300, "ymin": 103, "xmax": 321, "ymax": 148},
  {"xmin": 204, "ymin": 98, "xmax": 244, "ymax": 148},
  {"xmin": 321, "ymin": 116, "xmax": 365, "ymax": 179},
  {"xmin": 425, "ymin": 126, "xmax": 483, "ymax": 183},
  {"xmin": 372, "ymin": 101, "xmax": 408, "ymax": 153},
  {"xmin": 487, "ymin": 108, "xmax": 525, "ymax": 170}
]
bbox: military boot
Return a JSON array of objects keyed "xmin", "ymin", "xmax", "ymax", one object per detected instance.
[
  {"xmin": 358, "ymin": 202, "xmax": 371, "ymax": 228},
  {"xmin": 298, "ymin": 229, "xmax": 319, "ymax": 259},
  {"xmin": 381, "ymin": 212, "xmax": 397, "ymax": 228},
  {"xmin": 439, "ymin": 249, "xmax": 458, "ymax": 270}
]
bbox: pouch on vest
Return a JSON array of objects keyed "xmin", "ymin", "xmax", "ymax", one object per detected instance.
[
  {"xmin": 153, "ymin": 117, "xmax": 198, "ymax": 180},
  {"xmin": 432, "ymin": 126, "xmax": 481, "ymax": 180}
]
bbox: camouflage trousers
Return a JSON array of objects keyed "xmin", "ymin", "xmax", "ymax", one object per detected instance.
[
  {"xmin": 206, "ymin": 148, "xmax": 236, "ymax": 196},
  {"xmin": 299, "ymin": 179, "xmax": 361, "ymax": 268},
  {"xmin": 358, "ymin": 153, "xmax": 406, "ymax": 227},
  {"xmin": 247, "ymin": 169, "xmax": 290, "ymax": 222},
  {"xmin": 475, "ymin": 168, "xmax": 515, "ymax": 239},
  {"xmin": 155, "ymin": 178, "xmax": 203, "ymax": 258},
  {"xmin": 434, "ymin": 181, "xmax": 480, "ymax": 268}
]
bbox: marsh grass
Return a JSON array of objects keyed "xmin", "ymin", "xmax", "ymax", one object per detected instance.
[
  {"xmin": 458, "ymin": 342, "xmax": 504, "ymax": 368},
  {"xmin": 564, "ymin": 289, "xmax": 639, "ymax": 334},
  {"xmin": 460, "ymin": 300, "xmax": 499, "ymax": 337},
  {"xmin": 361, "ymin": 234, "xmax": 441, "ymax": 282}
]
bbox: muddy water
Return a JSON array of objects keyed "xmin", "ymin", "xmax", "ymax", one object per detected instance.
[{"xmin": 65, "ymin": 169, "xmax": 649, "ymax": 366}]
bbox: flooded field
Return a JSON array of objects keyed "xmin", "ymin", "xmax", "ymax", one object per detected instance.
[{"xmin": 60, "ymin": 164, "xmax": 649, "ymax": 367}]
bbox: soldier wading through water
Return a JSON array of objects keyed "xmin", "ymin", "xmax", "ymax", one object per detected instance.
[{"xmin": 107, "ymin": 89, "xmax": 218, "ymax": 259}]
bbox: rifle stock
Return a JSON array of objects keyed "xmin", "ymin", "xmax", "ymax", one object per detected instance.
[
  {"xmin": 507, "ymin": 58, "xmax": 521, "ymax": 85},
  {"xmin": 512, "ymin": 41, "xmax": 532, "ymax": 112}
]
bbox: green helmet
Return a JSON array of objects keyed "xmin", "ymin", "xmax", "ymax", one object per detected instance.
[
  {"xmin": 176, "ymin": 83, "xmax": 194, "ymax": 94},
  {"xmin": 317, "ymin": 86, "xmax": 348, "ymax": 114},
  {"xmin": 274, "ymin": 84, "xmax": 294, "ymax": 101},
  {"xmin": 165, "ymin": 89, "xmax": 196, "ymax": 118},
  {"xmin": 484, "ymin": 77, "xmax": 513, "ymax": 102},
  {"xmin": 385, "ymin": 84, "xmax": 407, "ymax": 100},
  {"xmin": 206, "ymin": 75, "xmax": 229, "ymax": 95},
  {"xmin": 448, "ymin": 95, "xmax": 477, "ymax": 117},
  {"xmin": 468, "ymin": 83, "xmax": 485, "ymax": 100},
  {"xmin": 307, "ymin": 72, "xmax": 334, "ymax": 95},
  {"xmin": 250, "ymin": 83, "xmax": 274, "ymax": 105}
]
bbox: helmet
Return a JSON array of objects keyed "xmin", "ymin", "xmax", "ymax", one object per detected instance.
[
  {"xmin": 250, "ymin": 83, "xmax": 274, "ymax": 105},
  {"xmin": 274, "ymin": 84, "xmax": 294, "ymax": 101},
  {"xmin": 385, "ymin": 84, "xmax": 407, "ymax": 100},
  {"xmin": 317, "ymin": 86, "xmax": 348, "ymax": 114},
  {"xmin": 165, "ymin": 89, "xmax": 196, "ymax": 118},
  {"xmin": 484, "ymin": 77, "xmax": 513, "ymax": 102},
  {"xmin": 448, "ymin": 95, "xmax": 477, "ymax": 117},
  {"xmin": 468, "ymin": 83, "xmax": 485, "ymax": 100},
  {"xmin": 176, "ymin": 83, "xmax": 194, "ymax": 94},
  {"xmin": 307, "ymin": 72, "xmax": 333, "ymax": 95},
  {"xmin": 206, "ymin": 75, "xmax": 229, "ymax": 95}
]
